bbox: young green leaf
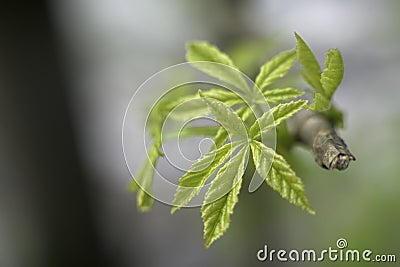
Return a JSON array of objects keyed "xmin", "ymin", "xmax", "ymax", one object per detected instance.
[
  {"xmin": 129, "ymin": 180, "xmax": 139, "ymax": 192},
  {"xmin": 304, "ymin": 49, "xmax": 344, "ymax": 112},
  {"xmin": 186, "ymin": 42, "xmax": 249, "ymax": 92},
  {"xmin": 255, "ymin": 49, "xmax": 296, "ymax": 91},
  {"xmin": 147, "ymin": 103, "xmax": 167, "ymax": 139},
  {"xmin": 202, "ymin": 88, "xmax": 242, "ymax": 105},
  {"xmin": 200, "ymin": 91, "xmax": 248, "ymax": 141},
  {"xmin": 212, "ymin": 127, "xmax": 229, "ymax": 148},
  {"xmin": 250, "ymin": 100, "xmax": 308, "ymax": 138},
  {"xmin": 251, "ymin": 140, "xmax": 314, "ymax": 214},
  {"xmin": 132, "ymin": 101, "xmax": 167, "ymax": 211},
  {"xmin": 201, "ymin": 146, "xmax": 249, "ymax": 248},
  {"xmin": 131, "ymin": 140, "xmax": 162, "ymax": 212},
  {"xmin": 171, "ymin": 142, "xmax": 240, "ymax": 213},
  {"xmin": 162, "ymin": 126, "xmax": 220, "ymax": 141},
  {"xmin": 187, "ymin": 41, "xmax": 236, "ymax": 67},
  {"xmin": 165, "ymin": 88, "xmax": 243, "ymax": 121},
  {"xmin": 164, "ymin": 94, "xmax": 201, "ymax": 113},
  {"xmin": 211, "ymin": 104, "xmax": 255, "ymax": 149},
  {"xmin": 295, "ymin": 32, "xmax": 324, "ymax": 94},
  {"xmin": 168, "ymin": 89, "xmax": 249, "ymax": 149},
  {"xmin": 166, "ymin": 98, "xmax": 209, "ymax": 121},
  {"xmin": 320, "ymin": 49, "xmax": 344, "ymax": 100},
  {"xmin": 307, "ymin": 92, "xmax": 330, "ymax": 112},
  {"xmin": 263, "ymin": 87, "xmax": 304, "ymax": 104},
  {"xmin": 237, "ymin": 104, "xmax": 255, "ymax": 124},
  {"xmin": 166, "ymin": 88, "xmax": 242, "ymax": 110},
  {"xmin": 135, "ymin": 164, "xmax": 155, "ymax": 212},
  {"xmin": 178, "ymin": 126, "xmax": 220, "ymax": 138},
  {"xmin": 270, "ymin": 99, "xmax": 308, "ymax": 127}
]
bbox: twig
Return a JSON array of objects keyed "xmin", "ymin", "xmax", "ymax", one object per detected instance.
[{"xmin": 289, "ymin": 110, "xmax": 355, "ymax": 170}]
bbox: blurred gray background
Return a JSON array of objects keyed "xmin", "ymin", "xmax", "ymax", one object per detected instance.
[{"xmin": 1, "ymin": 0, "xmax": 399, "ymax": 266}]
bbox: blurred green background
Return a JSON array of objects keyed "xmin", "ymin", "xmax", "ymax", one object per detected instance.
[{"xmin": 1, "ymin": 0, "xmax": 399, "ymax": 266}]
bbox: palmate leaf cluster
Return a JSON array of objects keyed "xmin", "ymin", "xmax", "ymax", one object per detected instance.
[
  {"xmin": 295, "ymin": 33, "xmax": 345, "ymax": 127},
  {"xmin": 131, "ymin": 33, "xmax": 345, "ymax": 247}
]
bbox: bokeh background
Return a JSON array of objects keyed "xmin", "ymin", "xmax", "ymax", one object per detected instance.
[{"xmin": 1, "ymin": 0, "xmax": 399, "ymax": 266}]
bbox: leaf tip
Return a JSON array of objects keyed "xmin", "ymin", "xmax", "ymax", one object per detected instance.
[
  {"xmin": 170, "ymin": 206, "xmax": 178, "ymax": 214},
  {"xmin": 204, "ymin": 240, "xmax": 213, "ymax": 249},
  {"xmin": 203, "ymin": 230, "xmax": 220, "ymax": 248},
  {"xmin": 185, "ymin": 40, "xmax": 205, "ymax": 50},
  {"xmin": 307, "ymin": 207, "xmax": 316, "ymax": 215},
  {"xmin": 294, "ymin": 32, "xmax": 304, "ymax": 43},
  {"xmin": 137, "ymin": 205, "xmax": 153, "ymax": 213}
]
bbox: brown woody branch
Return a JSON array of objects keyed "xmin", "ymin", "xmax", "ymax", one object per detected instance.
[{"xmin": 289, "ymin": 110, "xmax": 355, "ymax": 170}]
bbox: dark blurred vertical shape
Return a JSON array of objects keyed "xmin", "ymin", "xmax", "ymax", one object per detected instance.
[
  {"xmin": 0, "ymin": 2, "xmax": 110, "ymax": 267},
  {"xmin": 219, "ymin": 0, "xmax": 251, "ymax": 47}
]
